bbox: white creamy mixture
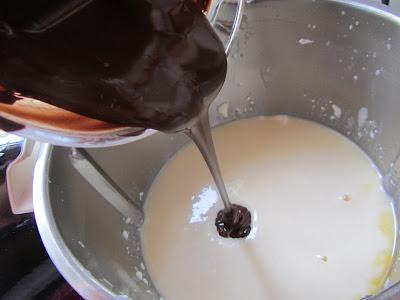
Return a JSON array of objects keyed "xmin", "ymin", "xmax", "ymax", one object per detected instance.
[{"xmin": 142, "ymin": 116, "xmax": 395, "ymax": 300}]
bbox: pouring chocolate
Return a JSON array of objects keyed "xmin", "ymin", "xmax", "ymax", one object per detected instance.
[{"xmin": 0, "ymin": 0, "xmax": 250, "ymax": 238}]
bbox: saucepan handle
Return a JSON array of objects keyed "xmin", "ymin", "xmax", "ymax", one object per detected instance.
[{"xmin": 7, "ymin": 139, "xmax": 40, "ymax": 214}]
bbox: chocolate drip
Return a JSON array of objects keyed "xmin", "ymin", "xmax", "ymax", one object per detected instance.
[
  {"xmin": 0, "ymin": 117, "xmax": 24, "ymax": 132},
  {"xmin": 215, "ymin": 204, "xmax": 252, "ymax": 238}
]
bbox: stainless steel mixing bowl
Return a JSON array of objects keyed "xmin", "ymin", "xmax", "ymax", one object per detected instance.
[{"xmin": 33, "ymin": 0, "xmax": 400, "ymax": 299}]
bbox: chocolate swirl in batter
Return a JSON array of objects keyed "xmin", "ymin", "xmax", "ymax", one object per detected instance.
[{"xmin": 215, "ymin": 204, "xmax": 252, "ymax": 238}]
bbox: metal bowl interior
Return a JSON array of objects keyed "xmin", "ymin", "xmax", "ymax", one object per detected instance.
[{"xmin": 34, "ymin": 0, "xmax": 400, "ymax": 299}]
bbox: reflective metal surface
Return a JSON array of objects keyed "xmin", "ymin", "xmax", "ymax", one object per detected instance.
[{"xmin": 34, "ymin": 0, "xmax": 400, "ymax": 299}]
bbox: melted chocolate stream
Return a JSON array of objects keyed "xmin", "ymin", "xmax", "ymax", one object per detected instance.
[
  {"xmin": 187, "ymin": 113, "xmax": 252, "ymax": 238},
  {"xmin": 0, "ymin": 0, "xmax": 251, "ymax": 238}
]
